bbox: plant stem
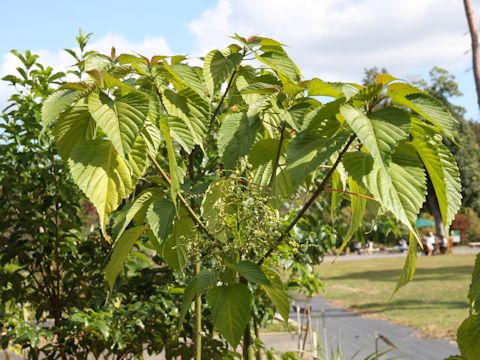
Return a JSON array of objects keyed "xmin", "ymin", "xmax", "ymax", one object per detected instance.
[
  {"xmin": 194, "ymin": 251, "xmax": 202, "ymax": 360},
  {"xmin": 240, "ymin": 276, "xmax": 253, "ymax": 360},
  {"xmin": 257, "ymin": 135, "xmax": 356, "ymax": 265}
]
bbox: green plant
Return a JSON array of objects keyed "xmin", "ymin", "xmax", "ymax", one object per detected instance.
[
  {"xmin": 42, "ymin": 34, "xmax": 461, "ymax": 358},
  {"xmin": 0, "ymin": 34, "xmax": 234, "ymax": 360},
  {"xmin": 449, "ymin": 253, "xmax": 480, "ymax": 360}
]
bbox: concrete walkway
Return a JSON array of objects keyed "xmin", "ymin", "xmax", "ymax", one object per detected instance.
[{"xmin": 284, "ymin": 296, "xmax": 460, "ymax": 359}]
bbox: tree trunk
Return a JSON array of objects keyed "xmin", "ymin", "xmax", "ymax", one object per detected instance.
[{"xmin": 463, "ymin": 0, "xmax": 480, "ymax": 109}]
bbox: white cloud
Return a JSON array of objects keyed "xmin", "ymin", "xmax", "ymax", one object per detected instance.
[
  {"xmin": 188, "ymin": 0, "xmax": 473, "ymax": 82},
  {"xmin": 0, "ymin": 33, "xmax": 172, "ymax": 107}
]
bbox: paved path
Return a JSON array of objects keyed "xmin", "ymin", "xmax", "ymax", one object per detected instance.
[
  {"xmin": 324, "ymin": 245, "xmax": 479, "ymax": 263},
  {"xmin": 288, "ymin": 296, "xmax": 459, "ymax": 359}
]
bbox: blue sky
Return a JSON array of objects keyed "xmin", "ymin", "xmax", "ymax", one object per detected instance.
[{"xmin": 1, "ymin": 0, "xmax": 479, "ymax": 121}]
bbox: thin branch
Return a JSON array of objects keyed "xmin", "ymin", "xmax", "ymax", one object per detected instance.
[
  {"xmin": 257, "ymin": 135, "xmax": 356, "ymax": 265},
  {"xmin": 148, "ymin": 154, "xmax": 215, "ymax": 241},
  {"xmin": 208, "ymin": 67, "xmax": 238, "ymax": 131}
]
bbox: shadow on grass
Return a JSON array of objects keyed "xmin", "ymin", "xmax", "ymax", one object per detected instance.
[
  {"xmin": 349, "ymin": 299, "xmax": 468, "ymax": 314},
  {"xmin": 325, "ymin": 265, "xmax": 473, "ymax": 282}
]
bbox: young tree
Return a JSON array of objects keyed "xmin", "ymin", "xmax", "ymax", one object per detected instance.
[{"xmin": 42, "ymin": 35, "xmax": 461, "ymax": 358}]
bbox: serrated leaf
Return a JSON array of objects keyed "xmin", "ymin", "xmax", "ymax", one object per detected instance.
[
  {"xmin": 232, "ymin": 261, "xmax": 271, "ymax": 286},
  {"xmin": 68, "ymin": 139, "xmax": 134, "ymax": 237},
  {"xmin": 146, "ymin": 198, "xmax": 176, "ymax": 242},
  {"xmin": 412, "ymin": 122, "xmax": 461, "ymax": 230},
  {"xmin": 42, "ymin": 88, "xmax": 89, "ymax": 128},
  {"xmin": 207, "ymin": 284, "xmax": 252, "ymax": 347},
  {"xmin": 204, "ymin": 50, "xmax": 243, "ymax": 97},
  {"xmin": 218, "ymin": 112, "xmax": 261, "ymax": 169},
  {"xmin": 127, "ymin": 132, "xmax": 150, "ymax": 183},
  {"xmin": 344, "ymin": 143, "xmax": 427, "ymax": 233},
  {"xmin": 88, "ymin": 91, "xmax": 149, "ymax": 159},
  {"xmin": 164, "ymin": 62, "xmax": 207, "ymax": 98},
  {"xmin": 111, "ymin": 188, "xmax": 162, "ymax": 241},
  {"xmin": 156, "ymin": 215, "xmax": 192, "ymax": 272},
  {"xmin": 201, "ymin": 178, "xmax": 234, "ymax": 241},
  {"xmin": 308, "ymin": 78, "xmax": 343, "ymax": 98},
  {"xmin": 387, "ymin": 83, "xmax": 457, "ymax": 139},
  {"xmin": 160, "ymin": 117, "xmax": 180, "ymax": 202},
  {"xmin": 286, "ymin": 128, "xmax": 350, "ymax": 189},
  {"xmin": 391, "ymin": 232, "xmax": 417, "ymax": 297},
  {"xmin": 179, "ymin": 270, "xmax": 218, "ymax": 325},
  {"xmin": 262, "ymin": 269, "xmax": 290, "ymax": 322},
  {"xmin": 337, "ymin": 177, "xmax": 367, "ymax": 255},
  {"xmin": 341, "ymin": 105, "xmax": 411, "ymax": 161},
  {"xmin": 457, "ymin": 315, "xmax": 480, "ymax": 360},
  {"xmin": 54, "ymin": 102, "xmax": 95, "ymax": 159},
  {"xmin": 257, "ymin": 49, "xmax": 301, "ymax": 84},
  {"xmin": 162, "ymin": 89, "xmax": 208, "ymax": 152},
  {"xmin": 105, "ymin": 225, "xmax": 145, "ymax": 290}
]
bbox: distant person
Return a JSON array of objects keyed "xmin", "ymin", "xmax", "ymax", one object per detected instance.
[
  {"xmin": 425, "ymin": 231, "xmax": 436, "ymax": 256},
  {"xmin": 367, "ymin": 240, "xmax": 374, "ymax": 255},
  {"xmin": 439, "ymin": 236, "xmax": 448, "ymax": 254},
  {"xmin": 399, "ymin": 239, "xmax": 408, "ymax": 253},
  {"xmin": 353, "ymin": 241, "xmax": 362, "ymax": 255}
]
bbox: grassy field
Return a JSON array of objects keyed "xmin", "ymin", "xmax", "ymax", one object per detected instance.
[{"xmin": 317, "ymin": 254, "xmax": 476, "ymax": 339}]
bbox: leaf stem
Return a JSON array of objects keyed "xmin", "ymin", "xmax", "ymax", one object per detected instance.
[{"xmin": 257, "ymin": 134, "xmax": 356, "ymax": 265}]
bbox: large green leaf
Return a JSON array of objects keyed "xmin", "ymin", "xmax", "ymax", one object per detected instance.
[
  {"xmin": 179, "ymin": 270, "xmax": 218, "ymax": 325},
  {"xmin": 127, "ymin": 132, "xmax": 150, "ymax": 184},
  {"xmin": 88, "ymin": 91, "xmax": 149, "ymax": 159},
  {"xmin": 141, "ymin": 121, "xmax": 162, "ymax": 158},
  {"xmin": 218, "ymin": 112, "xmax": 261, "ymax": 169},
  {"xmin": 207, "ymin": 284, "xmax": 252, "ymax": 347},
  {"xmin": 204, "ymin": 50, "xmax": 243, "ymax": 97},
  {"xmin": 232, "ymin": 261, "xmax": 271, "ymax": 286},
  {"xmin": 164, "ymin": 62, "xmax": 207, "ymax": 98},
  {"xmin": 146, "ymin": 198, "xmax": 176, "ymax": 242},
  {"xmin": 341, "ymin": 105, "xmax": 410, "ymax": 161},
  {"xmin": 307, "ymin": 78, "xmax": 343, "ymax": 98},
  {"xmin": 387, "ymin": 83, "xmax": 457, "ymax": 139},
  {"xmin": 391, "ymin": 232, "xmax": 417, "ymax": 297},
  {"xmin": 457, "ymin": 315, "xmax": 480, "ymax": 360},
  {"xmin": 111, "ymin": 188, "xmax": 162, "ymax": 241},
  {"xmin": 151, "ymin": 219, "xmax": 190, "ymax": 272},
  {"xmin": 42, "ymin": 88, "xmax": 89, "ymax": 128},
  {"xmin": 68, "ymin": 139, "xmax": 134, "ymax": 237},
  {"xmin": 337, "ymin": 177, "xmax": 367, "ymax": 255},
  {"xmin": 262, "ymin": 268, "xmax": 290, "ymax": 322},
  {"xmin": 343, "ymin": 143, "xmax": 427, "ymax": 233},
  {"xmin": 255, "ymin": 47, "xmax": 301, "ymax": 84},
  {"xmin": 286, "ymin": 129, "xmax": 350, "ymax": 188},
  {"xmin": 54, "ymin": 102, "xmax": 95, "ymax": 159},
  {"xmin": 104, "ymin": 225, "xmax": 145, "ymax": 290},
  {"xmin": 412, "ymin": 122, "xmax": 461, "ymax": 229},
  {"xmin": 468, "ymin": 254, "xmax": 480, "ymax": 310},
  {"xmin": 162, "ymin": 89, "xmax": 208, "ymax": 152},
  {"xmin": 249, "ymin": 138, "xmax": 283, "ymax": 186},
  {"xmin": 342, "ymin": 104, "xmax": 424, "ymax": 231},
  {"xmin": 201, "ymin": 178, "xmax": 234, "ymax": 241},
  {"xmin": 160, "ymin": 117, "xmax": 181, "ymax": 202}
]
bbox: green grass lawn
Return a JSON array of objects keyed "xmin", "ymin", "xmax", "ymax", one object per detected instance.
[{"xmin": 317, "ymin": 254, "xmax": 476, "ymax": 339}]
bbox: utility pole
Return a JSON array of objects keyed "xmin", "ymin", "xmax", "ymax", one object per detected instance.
[{"xmin": 463, "ymin": 0, "xmax": 480, "ymax": 109}]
